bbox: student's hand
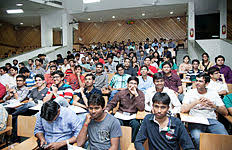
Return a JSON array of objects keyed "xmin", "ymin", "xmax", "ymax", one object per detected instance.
[
  {"xmin": 40, "ymin": 139, "xmax": 47, "ymax": 148},
  {"xmin": 51, "ymin": 84, "xmax": 58, "ymax": 94},
  {"xmin": 85, "ymin": 114, "xmax": 92, "ymax": 125},
  {"xmin": 129, "ymin": 86, "xmax": 138, "ymax": 97},
  {"xmin": 45, "ymin": 142, "xmax": 62, "ymax": 150},
  {"xmin": 201, "ymin": 98, "xmax": 216, "ymax": 109},
  {"xmin": 80, "ymin": 87, "xmax": 84, "ymax": 94}
]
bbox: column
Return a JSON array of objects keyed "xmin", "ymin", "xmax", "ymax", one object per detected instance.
[
  {"xmin": 188, "ymin": 1, "xmax": 195, "ymax": 41},
  {"xmin": 219, "ymin": 0, "xmax": 227, "ymax": 39}
]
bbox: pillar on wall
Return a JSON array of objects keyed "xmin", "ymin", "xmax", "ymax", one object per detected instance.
[
  {"xmin": 188, "ymin": 1, "xmax": 195, "ymax": 41},
  {"xmin": 41, "ymin": 15, "xmax": 53, "ymax": 47},
  {"xmin": 62, "ymin": 13, "xmax": 73, "ymax": 47},
  {"xmin": 219, "ymin": 0, "xmax": 227, "ymax": 39}
]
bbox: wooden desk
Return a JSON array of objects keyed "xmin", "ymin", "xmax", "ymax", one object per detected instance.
[
  {"xmin": 136, "ymin": 111, "xmax": 151, "ymax": 120},
  {"xmin": 13, "ymin": 136, "xmax": 38, "ymax": 150}
]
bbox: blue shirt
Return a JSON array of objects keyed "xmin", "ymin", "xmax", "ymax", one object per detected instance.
[
  {"xmin": 135, "ymin": 114, "xmax": 195, "ymax": 150},
  {"xmin": 26, "ymin": 72, "xmax": 36, "ymax": 87},
  {"xmin": 138, "ymin": 76, "xmax": 154, "ymax": 94},
  {"xmin": 34, "ymin": 107, "xmax": 83, "ymax": 144}
]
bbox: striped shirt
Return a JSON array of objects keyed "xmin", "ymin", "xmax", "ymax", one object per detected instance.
[
  {"xmin": 25, "ymin": 72, "xmax": 36, "ymax": 87},
  {"xmin": 47, "ymin": 83, "xmax": 73, "ymax": 100},
  {"xmin": 109, "ymin": 74, "xmax": 131, "ymax": 89}
]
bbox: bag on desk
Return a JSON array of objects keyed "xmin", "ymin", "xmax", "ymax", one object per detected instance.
[{"xmin": 0, "ymin": 104, "xmax": 8, "ymax": 131}]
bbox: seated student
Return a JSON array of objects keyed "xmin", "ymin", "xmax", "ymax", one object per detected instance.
[
  {"xmin": 0, "ymin": 82, "xmax": 6, "ymax": 100},
  {"xmin": 66, "ymin": 65, "xmax": 85, "ymax": 90},
  {"xmin": 80, "ymin": 57, "xmax": 91, "ymax": 73},
  {"xmin": 19, "ymin": 67, "xmax": 36, "ymax": 89},
  {"xmin": 199, "ymin": 52, "xmax": 214, "ymax": 72},
  {"xmin": 162, "ymin": 62, "xmax": 183, "ymax": 102},
  {"xmin": 179, "ymin": 55, "xmax": 192, "ymax": 72},
  {"xmin": 145, "ymin": 72, "xmax": 181, "ymax": 114},
  {"xmin": 0, "ymin": 66, "xmax": 12, "ymax": 89},
  {"xmin": 207, "ymin": 67, "xmax": 228, "ymax": 96},
  {"xmin": 181, "ymin": 73, "xmax": 228, "ymax": 150},
  {"xmin": 186, "ymin": 59, "xmax": 203, "ymax": 82},
  {"xmin": 9, "ymin": 66, "xmax": 18, "ymax": 88},
  {"xmin": 223, "ymin": 93, "xmax": 232, "ymax": 115},
  {"xmin": 137, "ymin": 56, "xmax": 158, "ymax": 77},
  {"xmin": 138, "ymin": 65, "xmax": 153, "ymax": 94},
  {"xmin": 94, "ymin": 63, "xmax": 108, "ymax": 91},
  {"xmin": 135, "ymin": 93, "xmax": 195, "ymax": 150},
  {"xmin": 124, "ymin": 58, "xmax": 137, "ymax": 76},
  {"xmin": 105, "ymin": 55, "xmax": 117, "ymax": 74},
  {"xmin": 213, "ymin": 55, "xmax": 232, "ymax": 84},
  {"xmin": 159, "ymin": 55, "xmax": 178, "ymax": 71},
  {"xmin": 77, "ymin": 94, "xmax": 122, "ymax": 150},
  {"xmin": 3, "ymin": 75, "xmax": 29, "ymax": 104},
  {"xmin": 34, "ymin": 101, "xmax": 83, "ymax": 150},
  {"xmin": 72, "ymin": 74, "xmax": 101, "ymax": 109},
  {"xmin": 12, "ymin": 74, "xmax": 48, "ymax": 116},
  {"xmin": 32, "ymin": 59, "xmax": 46, "ymax": 75},
  {"xmin": 108, "ymin": 64, "xmax": 131, "ymax": 101},
  {"xmin": 43, "ymin": 70, "xmax": 73, "ymax": 107},
  {"xmin": 106, "ymin": 76, "xmax": 145, "ymax": 142},
  {"xmin": 61, "ymin": 58, "xmax": 70, "ymax": 73},
  {"xmin": 44, "ymin": 65, "xmax": 57, "ymax": 88},
  {"xmin": 162, "ymin": 46, "xmax": 172, "ymax": 58}
]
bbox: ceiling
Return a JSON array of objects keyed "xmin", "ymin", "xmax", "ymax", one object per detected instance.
[
  {"xmin": 73, "ymin": 4, "xmax": 187, "ymax": 22},
  {"xmin": 0, "ymin": 0, "xmax": 61, "ymax": 26}
]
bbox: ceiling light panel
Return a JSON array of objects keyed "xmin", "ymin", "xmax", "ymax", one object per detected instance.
[
  {"xmin": 16, "ymin": 3, "xmax": 23, "ymax": 6},
  {"xmin": 83, "ymin": 0, "xmax": 100, "ymax": 4},
  {"xmin": 6, "ymin": 9, "xmax": 24, "ymax": 14}
]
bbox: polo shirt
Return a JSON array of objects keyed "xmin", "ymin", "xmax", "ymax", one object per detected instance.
[
  {"xmin": 213, "ymin": 65, "xmax": 232, "ymax": 84},
  {"xmin": 46, "ymin": 83, "xmax": 73, "ymax": 100},
  {"xmin": 134, "ymin": 114, "xmax": 195, "ymax": 150},
  {"xmin": 163, "ymin": 72, "xmax": 182, "ymax": 92},
  {"xmin": 124, "ymin": 66, "xmax": 137, "ymax": 76},
  {"xmin": 94, "ymin": 73, "xmax": 108, "ymax": 90},
  {"xmin": 223, "ymin": 94, "xmax": 232, "ymax": 108}
]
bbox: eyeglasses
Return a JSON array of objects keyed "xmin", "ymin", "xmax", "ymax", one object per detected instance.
[
  {"xmin": 53, "ymin": 76, "xmax": 60, "ymax": 79},
  {"xmin": 16, "ymin": 80, "xmax": 24, "ymax": 82}
]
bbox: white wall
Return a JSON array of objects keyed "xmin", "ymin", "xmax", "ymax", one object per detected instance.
[
  {"xmin": 0, "ymin": 46, "xmax": 68, "ymax": 66},
  {"xmin": 196, "ymin": 39, "xmax": 232, "ymax": 67}
]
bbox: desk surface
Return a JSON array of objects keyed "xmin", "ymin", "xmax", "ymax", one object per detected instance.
[
  {"xmin": 13, "ymin": 136, "xmax": 38, "ymax": 150},
  {"xmin": 136, "ymin": 111, "xmax": 151, "ymax": 120}
]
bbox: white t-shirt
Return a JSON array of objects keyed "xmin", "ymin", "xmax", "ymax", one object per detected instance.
[
  {"xmin": 183, "ymin": 88, "xmax": 224, "ymax": 120},
  {"xmin": 207, "ymin": 79, "xmax": 228, "ymax": 93},
  {"xmin": 145, "ymin": 86, "xmax": 181, "ymax": 114}
]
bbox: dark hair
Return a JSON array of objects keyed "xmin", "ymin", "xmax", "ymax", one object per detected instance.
[
  {"xmin": 116, "ymin": 64, "xmax": 124, "ymax": 71},
  {"xmin": 19, "ymin": 67, "xmax": 30, "ymax": 74},
  {"xmin": 96, "ymin": 62, "xmax": 103, "ymax": 68},
  {"xmin": 161, "ymin": 61, "xmax": 171, "ymax": 68},
  {"xmin": 202, "ymin": 52, "xmax": 209, "ymax": 58},
  {"xmin": 5, "ymin": 63, "xmax": 12, "ymax": 67},
  {"xmin": 0, "ymin": 66, "xmax": 8, "ymax": 72},
  {"xmin": 215, "ymin": 55, "xmax": 225, "ymax": 63},
  {"xmin": 93, "ymin": 57, "xmax": 99, "ymax": 61},
  {"xmin": 107, "ymin": 54, "xmax": 114, "ymax": 59},
  {"xmin": 51, "ymin": 70, "xmax": 64, "ymax": 78},
  {"xmin": 75, "ymin": 53, "xmax": 80, "ymax": 57},
  {"xmin": 153, "ymin": 72, "xmax": 164, "ymax": 81},
  {"xmin": 35, "ymin": 74, "xmax": 45, "ymax": 80},
  {"xmin": 88, "ymin": 93, "xmax": 105, "ymax": 109},
  {"xmin": 74, "ymin": 65, "xmax": 82, "ymax": 70},
  {"xmin": 11, "ymin": 66, "xmax": 18, "ymax": 72},
  {"xmin": 144, "ymin": 56, "xmax": 151, "ymax": 61},
  {"xmin": 140, "ymin": 65, "xmax": 148, "ymax": 70},
  {"xmin": 57, "ymin": 54, "xmax": 63, "ymax": 58},
  {"xmin": 19, "ymin": 62, "xmax": 25, "ymax": 66},
  {"xmin": 127, "ymin": 76, "xmax": 139, "ymax": 85},
  {"xmin": 13, "ymin": 59, "xmax": 18, "ymax": 63},
  {"xmin": 40, "ymin": 101, "xmax": 60, "ymax": 121},
  {"xmin": 35, "ymin": 59, "xmax": 43, "ymax": 64},
  {"xmin": 183, "ymin": 55, "xmax": 190, "ymax": 62},
  {"xmin": 208, "ymin": 67, "xmax": 220, "ymax": 75},
  {"xmin": 28, "ymin": 59, "xmax": 34, "ymax": 63},
  {"xmin": 85, "ymin": 73, "xmax": 95, "ymax": 80},
  {"xmin": 152, "ymin": 92, "xmax": 170, "ymax": 106},
  {"xmin": 196, "ymin": 72, "xmax": 210, "ymax": 83},
  {"xmin": 50, "ymin": 65, "xmax": 57, "ymax": 70},
  {"xmin": 164, "ymin": 46, "xmax": 168, "ymax": 50},
  {"xmin": 16, "ymin": 74, "xmax": 26, "ymax": 81},
  {"xmin": 192, "ymin": 59, "xmax": 200, "ymax": 64}
]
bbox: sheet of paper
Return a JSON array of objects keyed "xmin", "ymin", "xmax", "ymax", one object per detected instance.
[
  {"xmin": 68, "ymin": 105, "xmax": 87, "ymax": 114},
  {"xmin": 3, "ymin": 101, "xmax": 23, "ymax": 108},
  {"xmin": 29, "ymin": 104, "xmax": 43, "ymax": 111},
  {"xmin": 114, "ymin": 112, "xmax": 136, "ymax": 120},
  {"xmin": 180, "ymin": 113, "xmax": 209, "ymax": 125}
]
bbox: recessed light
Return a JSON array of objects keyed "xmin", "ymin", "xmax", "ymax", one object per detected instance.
[
  {"xmin": 6, "ymin": 9, "xmax": 24, "ymax": 14},
  {"xmin": 88, "ymin": 18, "xmax": 91, "ymax": 20},
  {"xmin": 20, "ymin": 22, "xmax": 23, "ymax": 25},
  {"xmin": 170, "ymin": 11, "xmax": 173, "ymax": 15},
  {"xmin": 142, "ymin": 13, "xmax": 145, "ymax": 16},
  {"xmin": 112, "ymin": 16, "xmax": 115, "ymax": 19},
  {"xmin": 16, "ymin": 3, "xmax": 23, "ymax": 6}
]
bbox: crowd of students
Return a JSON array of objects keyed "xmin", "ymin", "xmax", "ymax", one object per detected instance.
[{"xmin": 0, "ymin": 37, "xmax": 232, "ymax": 150}]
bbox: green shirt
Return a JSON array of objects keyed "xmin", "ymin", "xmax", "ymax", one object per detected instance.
[
  {"xmin": 223, "ymin": 94, "xmax": 232, "ymax": 108},
  {"xmin": 109, "ymin": 74, "xmax": 131, "ymax": 89},
  {"xmin": 159, "ymin": 62, "xmax": 178, "ymax": 70}
]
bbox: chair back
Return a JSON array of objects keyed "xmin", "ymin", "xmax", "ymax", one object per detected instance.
[{"xmin": 17, "ymin": 115, "xmax": 36, "ymax": 137}]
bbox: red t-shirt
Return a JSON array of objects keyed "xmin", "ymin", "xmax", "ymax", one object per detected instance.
[
  {"xmin": 99, "ymin": 58, "xmax": 105, "ymax": 64},
  {"xmin": 66, "ymin": 73, "xmax": 85, "ymax": 90},
  {"xmin": 137, "ymin": 65, "xmax": 158, "ymax": 77}
]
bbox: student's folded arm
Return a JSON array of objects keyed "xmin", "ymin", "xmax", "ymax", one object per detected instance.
[{"xmin": 76, "ymin": 125, "xmax": 88, "ymax": 147}]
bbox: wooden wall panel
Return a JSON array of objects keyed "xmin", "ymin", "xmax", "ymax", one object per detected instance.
[
  {"xmin": 227, "ymin": 11, "xmax": 232, "ymax": 40},
  {"xmin": 75, "ymin": 16, "xmax": 187, "ymax": 44},
  {"xmin": 0, "ymin": 22, "xmax": 17, "ymax": 46},
  {"xmin": 53, "ymin": 30, "xmax": 62, "ymax": 45}
]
